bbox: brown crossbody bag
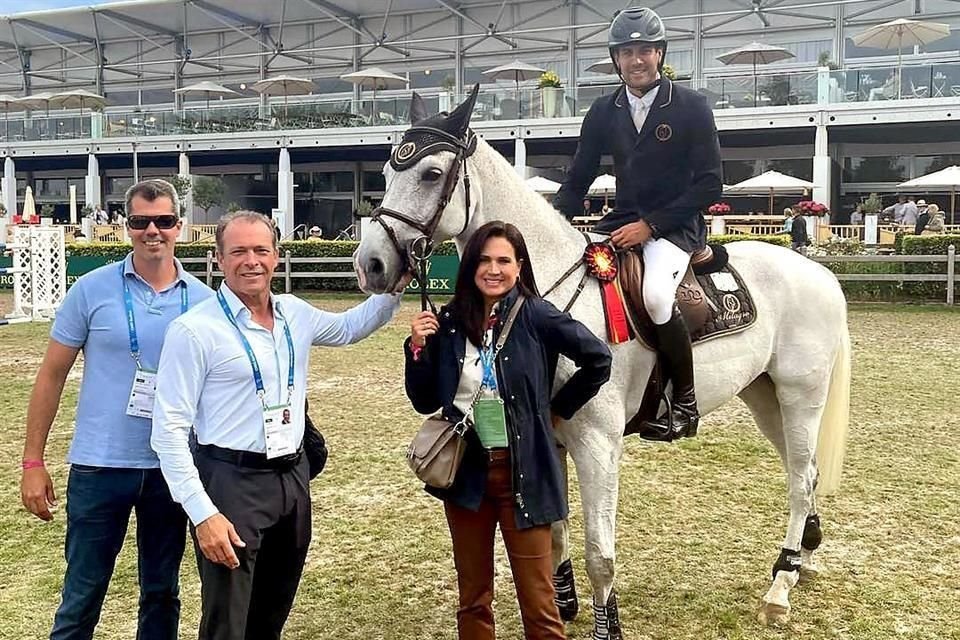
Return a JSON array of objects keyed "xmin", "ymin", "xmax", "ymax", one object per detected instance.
[{"xmin": 406, "ymin": 296, "xmax": 525, "ymax": 489}]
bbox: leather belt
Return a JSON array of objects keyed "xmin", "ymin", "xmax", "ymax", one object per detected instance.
[
  {"xmin": 486, "ymin": 448, "xmax": 510, "ymax": 464},
  {"xmin": 196, "ymin": 443, "xmax": 303, "ymax": 471}
]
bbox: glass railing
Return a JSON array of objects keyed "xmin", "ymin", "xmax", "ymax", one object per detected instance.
[
  {"xmin": 2, "ymin": 62, "xmax": 959, "ymax": 144},
  {"xmin": 827, "ymin": 62, "xmax": 960, "ymax": 103}
]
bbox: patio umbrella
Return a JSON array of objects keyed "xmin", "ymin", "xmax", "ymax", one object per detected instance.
[
  {"xmin": 588, "ymin": 173, "xmax": 617, "ymax": 208},
  {"xmin": 526, "ymin": 175, "xmax": 561, "ymax": 194},
  {"xmin": 16, "ymin": 92, "xmax": 53, "ymax": 117},
  {"xmin": 0, "ymin": 94, "xmax": 26, "ymax": 140},
  {"xmin": 899, "ymin": 165, "xmax": 960, "ymax": 223},
  {"xmin": 716, "ymin": 42, "xmax": 795, "ymax": 107},
  {"xmin": 724, "ymin": 170, "xmax": 814, "ymax": 215},
  {"xmin": 173, "ymin": 81, "xmax": 239, "ymax": 110},
  {"xmin": 586, "ymin": 59, "xmax": 617, "ymax": 75},
  {"xmin": 339, "ymin": 68, "xmax": 407, "ymax": 124},
  {"xmin": 852, "ymin": 18, "xmax": 950, "ymax": 99},
  {"xmin": 251, "ymin": 75, "xmax": 315, "ymax": 121},
  {"xmin": 48, "ymin": 89, "xmax": 106, "ymax": 137},
  {"xmin": 482, "ymin": 60, "xmax": 546, "ymax": 119},
  {"xmin": 22, "ymin": 185, "xmax": 36, "ymax": 220}
]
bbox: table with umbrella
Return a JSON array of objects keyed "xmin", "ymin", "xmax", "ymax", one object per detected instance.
[
  {"xmin": 174, "ymin": 81, "xmax": 239, "ymax": 131},
  {"xmin": 481, "ymin": 60, "xmax": 546, "ymax": 119},
  {"xmin": 723, "ymin": 170, "xmax": 815, "ymax": 215},
  {"xmin": 899, "ymin": 165, "xmax": 960, "ymax": 224},
  {"xmin": 48, "ymin": 90, "xmax": 106, "ymax": 139},
  {"xmin": 715, "ymin": 42, "xmax": 795, "ymax": 107},
  {"xmin": 339, "ymin": 68, "xmax": 408, "ymax": 125},
  {"xmin": 251, "ymin": 75, "xmax": 315, "ymax": 127},
  {"xmin": 852, "ymin": 18, "xmax": 950, "ymax": 99}
]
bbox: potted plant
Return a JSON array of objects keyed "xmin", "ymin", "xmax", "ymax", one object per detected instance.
[
  {"xmin": 662, "ymin": 63, "xmax": 677, "ymax": 81},
  {"xmin": 707, "ymin": 202, "xmax": 731, "ymax": 215},
  {"xmin": 538, "ymin": 70, "xmax": 564, "ymax": 118}
]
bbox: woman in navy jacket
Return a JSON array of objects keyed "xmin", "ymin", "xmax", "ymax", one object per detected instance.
[{"xmin": 405, "ymin": 221, "xmax": 611, "ymax": 640}]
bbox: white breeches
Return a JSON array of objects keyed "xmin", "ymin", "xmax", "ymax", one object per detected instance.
[{"xmin": 641, "ymin": 238, "xmax": 691, "ymax": 325}]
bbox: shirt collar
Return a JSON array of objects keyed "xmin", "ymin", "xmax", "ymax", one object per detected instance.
[
  {"xmin": 122, "ymin": 252, "xmax": 186, "ymax": 291},
  {"xmin": 218, "ymin": 281, "xmax": 284, "ymax": 321},
  {"xmin": 624, "ymin": 78, "xmax": 660, "ymax": 112}
]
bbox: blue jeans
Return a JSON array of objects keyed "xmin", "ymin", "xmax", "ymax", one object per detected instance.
[{"xmin": 50, "ymin": 466, "xmax": 186, "ymax": 640}]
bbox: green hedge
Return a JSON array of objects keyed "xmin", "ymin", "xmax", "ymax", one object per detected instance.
[{"xmin": 901, "ymin": 234, "xmax": 960, "ymax": 301}]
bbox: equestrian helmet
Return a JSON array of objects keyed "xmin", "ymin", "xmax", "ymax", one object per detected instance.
[{"xmin": 608, "ymin": 7, "xmax": 668, "ymax": 72}]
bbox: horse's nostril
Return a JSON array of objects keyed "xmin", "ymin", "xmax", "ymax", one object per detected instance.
[{"xmin": 368, "ymin": 257, "xmax": 384, "ymax": 275}]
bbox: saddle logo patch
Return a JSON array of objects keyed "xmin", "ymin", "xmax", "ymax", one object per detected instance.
[
  {"xmin": 655, "ymin": 123, "xmax": 672, "ymax": 142},
  {"xmin": 721, "ymin": 293, "xmax": 746, "ymax": 323},
  {"xmin": 394, "ymin": 142, "xmax": 417, "ymax": 163}
]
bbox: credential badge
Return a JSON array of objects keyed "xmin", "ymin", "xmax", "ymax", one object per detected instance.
[{"xmin": 655, "ymin": 123, "xmax": 672, "ymax": 142}]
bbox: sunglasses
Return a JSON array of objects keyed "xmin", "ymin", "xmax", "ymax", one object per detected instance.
[{"xmin": 127, "ymin": 214, "xmax": 179, "ymax": 230}]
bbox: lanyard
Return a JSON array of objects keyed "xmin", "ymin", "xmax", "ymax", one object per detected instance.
[
  {"xmin": 121, "ymin": 264, "xmax": 188, "ymax": 369},
  {"xmin": 478, "ymin": 326, "xmax": 498, "ymax": 391},
  {"xmin": 217, "ymin": 289, "xmax": 295, "ymax": 406}
]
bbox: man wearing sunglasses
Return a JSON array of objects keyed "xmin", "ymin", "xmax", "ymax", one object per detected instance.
[{"xmin": 20, "ymin": 178, "xmax": 212, "ymax": 640}]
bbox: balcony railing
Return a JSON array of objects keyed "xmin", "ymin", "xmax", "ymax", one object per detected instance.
[{"xmin": 2, "ymin": 62, "xmax": 960, "ymax": 144}]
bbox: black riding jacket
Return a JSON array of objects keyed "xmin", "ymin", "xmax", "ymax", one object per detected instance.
[
  {"xmin": 554, "ymin": 80, "xmax": 723, "ymax": 253},
  {"xmin": 403, "ymin": 288, "xmax": 611, "ymax": 528}
]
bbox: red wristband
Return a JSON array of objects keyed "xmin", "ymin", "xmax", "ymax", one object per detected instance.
[{"xmin": 21, "ymin": 460, "xmax": 45, "ymax": 471}]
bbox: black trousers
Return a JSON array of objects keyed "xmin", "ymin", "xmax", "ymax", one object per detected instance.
[{"xmin": 192, "ymin": 449, "xmax": 312, "ymax": 640}]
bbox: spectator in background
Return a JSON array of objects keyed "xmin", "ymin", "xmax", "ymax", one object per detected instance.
[
  {"xmin": 308, "ymin": 225, "xmax": 323, "ymax": 239},
  {"xmin": 582, "ymin": 199, "xmax": 592, "ymax": 217},
  {"xmin": 782, "ymin": 207, "xmax": 794, "ymax": 233},
  {"xmin": 922, "ymin": 203, "xmax": 945, "ymax": 234},
  {"xmin": 850, "ymin": 205, "xmax": 863, "ymax": 226},
  {"xmin": 900, "ymin": 197, "xmax": 919, "ymax": 229},
  {"xmin": 93, "ymin": 203, "xmax": 109, "ymax": 225},
  {"xmin": 790, "ymin": 209, "xmax": 809, "ymax": 255},
  {"xmin": 882, "ymin": 194, "xmax": 906, "ymax": 223}
]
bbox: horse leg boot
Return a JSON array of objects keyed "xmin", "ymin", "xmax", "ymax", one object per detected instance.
[{"xmin": 643, "ymin": 306, "xmax": 699, "ymax": 439}]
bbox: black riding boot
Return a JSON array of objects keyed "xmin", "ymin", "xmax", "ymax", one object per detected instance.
[{"xmin": 642, "ymin": 307, "xmax": 699, "ymax": 440}]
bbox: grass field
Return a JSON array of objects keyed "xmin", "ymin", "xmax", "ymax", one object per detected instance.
[{"xmin": 0, "ymin": 294, "xmax": 958, "ymax": 640}]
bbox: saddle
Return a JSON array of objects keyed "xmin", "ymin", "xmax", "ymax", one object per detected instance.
[{"xmin": 587, "ymin": 243, "xmax": 757, "ymax": 436}]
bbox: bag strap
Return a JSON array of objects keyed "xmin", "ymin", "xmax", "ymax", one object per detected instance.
[{"xmin": 462, "ymin": 295, "xmax": 526, "ymax": 422}]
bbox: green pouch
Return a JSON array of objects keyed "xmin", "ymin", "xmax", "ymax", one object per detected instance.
[{"xmin": 473, "ymin": 397, "xmax": 508, "ymax": 449}]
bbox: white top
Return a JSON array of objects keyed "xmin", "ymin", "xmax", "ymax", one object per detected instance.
[
  {"xmin": 151, "ymin": 283, "xmax": 401, "ymax": 525},
  {"xmin": 624, "ymin": 80, "xmax": 660, "ymax": 133}
]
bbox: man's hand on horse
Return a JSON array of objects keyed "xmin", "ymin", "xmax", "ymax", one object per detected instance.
[
  {"xmin": 410, "ymin": 311, "xmax": 439, "ymax": 346},
  {"xmin": 610, "ymin": 219, "xmax": 653, "ymax": 249}
]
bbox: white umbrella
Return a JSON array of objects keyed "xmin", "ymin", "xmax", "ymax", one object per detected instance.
[
  {"xmin": 339, "ymin": 68, "xmax": 408, "ymax": 124},
  {"xmin": 586, "ymin": 59, "xmax": 617, "ymax": 75},
  {"xmin": 853, "ymin": 19, "xmax": 950, "ymax": 98},
  {"xmin": 48, "ymin": 89, "xmax": 106, "ymax": 137},
  {"xmin": 483, "ymin": 60, "xmax": 546, "ymax": 119},
  {"xmin": 899, "ymin": 165, "xmax": 960, "ymax": 222},
  {"xmin": 251, "ymin": 75, "xmax": 315, "ymax": 121},
  {"xmin": 724, "ymin": 170, "xmax": 814, "ymax": 214},
  {"xmin": 22, "ymin": 185, "xmax": 36, "ymax": 219},
  {"xmin": 716, "ymin": 42, "xmax": 795, "ymax": 107},
  {"xmin": 174, "ymin": 81, "xmax": 239, "ymax": 110},
  {"xmin": 16, "ymin": 92, "xmax": 53, "ymax": 117},
  {"xmin": 588, "ymin": 174, "xmax": 617, "ymax": 194},
  {"xmin": 526, "ymin": 175, "xmax": 561, "ymax": 194}
]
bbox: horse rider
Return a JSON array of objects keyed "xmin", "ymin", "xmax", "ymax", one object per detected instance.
[{"xmin": 554, "ymin": 6, "xmax": 723, "ymax": 440}]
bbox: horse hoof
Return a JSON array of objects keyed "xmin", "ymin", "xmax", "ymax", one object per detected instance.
[{"xmin": 758, "ymin": 600, "xmax": 790, "ymax": 626}]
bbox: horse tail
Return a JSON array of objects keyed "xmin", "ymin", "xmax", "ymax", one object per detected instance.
[{"xmin": 816, "ymin": 314, "xmax": 851, "ymax": 496}]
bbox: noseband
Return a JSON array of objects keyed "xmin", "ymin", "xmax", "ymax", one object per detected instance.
[{"xmin": 370, "ymin": 125, "xmax": 477, "ymax": 311}]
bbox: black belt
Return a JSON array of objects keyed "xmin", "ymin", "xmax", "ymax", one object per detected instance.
[{"xmin": 196, "ymin": 443, "xmax": 303, "ymax": 471}]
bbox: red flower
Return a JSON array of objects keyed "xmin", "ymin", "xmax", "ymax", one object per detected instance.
[{"xmin": 708, "ymin": 202, "xmax": 731, "ymax": 215}]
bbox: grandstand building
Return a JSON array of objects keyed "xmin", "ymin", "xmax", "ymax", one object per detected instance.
[{"xmin": 1, "ymin": 0, "xmax": 959, "ymax": 236}]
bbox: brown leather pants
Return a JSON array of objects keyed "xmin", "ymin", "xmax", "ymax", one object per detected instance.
[{"xmin": 444, "ymin": 450, "xmax": 566, "ymax": 640}]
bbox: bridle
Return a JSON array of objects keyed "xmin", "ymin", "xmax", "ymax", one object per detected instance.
[{"xmin": 369, "ymin": 125, "xmax": 477, "ymax": 312}]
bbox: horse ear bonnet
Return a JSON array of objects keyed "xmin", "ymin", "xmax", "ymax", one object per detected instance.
[{"xmin": 391, "ymin": 84, "xmax": 479, "ymax": 171}]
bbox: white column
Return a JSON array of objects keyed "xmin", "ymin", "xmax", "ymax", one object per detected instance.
[
  {"xmin": 276, "ymin": 147, "xmax": 295, "ymax": 239},
  {"xmin": 178, "ymin": 152, "xmax": 192, "ymax": 242},
  {"xmin": 514, "ymin": 138, "xmax": 527, "ymax": 179},
  {"xmin": 2, "ymin": 156, "xmax": 16, "ymax": 221},
  {"xmin": 812, "ymin": 124, "xmax": 832, "ymax": 210},
  {"xmin": 85, "ymin": 154, "xmax": 101, "ymax": 209}
]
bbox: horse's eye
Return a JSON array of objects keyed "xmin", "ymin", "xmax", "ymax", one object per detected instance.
[{"xmin": 422, "ymin": 167, "xmax": 443, "ymax": 182}]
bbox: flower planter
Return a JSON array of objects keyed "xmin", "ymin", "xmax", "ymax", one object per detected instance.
[{"xmin": 541, "ymin": 87, "xmax": 564, "ymax": 118}]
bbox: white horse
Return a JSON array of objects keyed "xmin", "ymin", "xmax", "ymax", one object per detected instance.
[{"xmin": 354, "ymin": 91, "xmax": 850, "ymax": 638}]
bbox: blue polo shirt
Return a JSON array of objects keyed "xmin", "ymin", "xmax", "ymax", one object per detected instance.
[{"xmin": 51, "ymin": 253, "xmax": 212, "ymax": 468}]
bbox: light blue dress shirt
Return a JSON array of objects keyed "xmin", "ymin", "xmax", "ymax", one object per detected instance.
[
  {"xmin": 151, "ymin": 283, "xmax": 401, "ymax": 525},
  {"xmin": 50, "ymin": 253, "xmax": 212, "ymax": 468}
]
